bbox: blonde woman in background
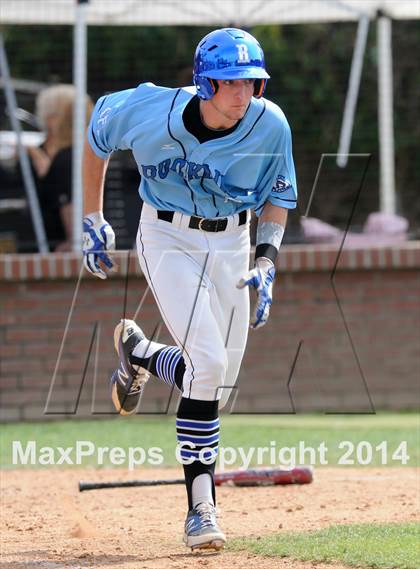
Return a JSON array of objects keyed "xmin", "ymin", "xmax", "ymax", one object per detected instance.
[{"xmin": 28, "ymin": 84, "xmax": 93, "ymax": 251}]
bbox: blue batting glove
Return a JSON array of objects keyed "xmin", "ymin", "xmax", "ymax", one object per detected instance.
[
  {"xmin": 82, "ymin": 211, "xmax": 116, "ymax": 280},
  {"xmin": 237, "ymin": 257, "xmax": 275, "ymax": 329}
]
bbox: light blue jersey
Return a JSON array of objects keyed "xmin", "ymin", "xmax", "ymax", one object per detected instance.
[{"xmin": 88, "ymin": 83, "xmax": 297, "ymax": 217}]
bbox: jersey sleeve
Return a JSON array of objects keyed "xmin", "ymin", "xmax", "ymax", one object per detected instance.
[
  {"xmin": 266, "ymin": 119, "xmax": 297, "ymax": 210},
  {"xmin": 87, "ymin": 88, "xmax": 136, "ymax": 159}
]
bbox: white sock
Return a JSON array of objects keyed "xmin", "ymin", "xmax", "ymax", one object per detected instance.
[
  {"xmin": 132, "ymin": 338, "xmax": 166, "ymax": 360},
  {"xmin": 192, "ymin": 473, "xmax": 214, "ymax": 508}
]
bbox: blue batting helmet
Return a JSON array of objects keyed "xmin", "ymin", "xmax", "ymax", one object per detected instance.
[{"xmin": 193, "ymin": 28, "xmax": 270, "ymax": 100}]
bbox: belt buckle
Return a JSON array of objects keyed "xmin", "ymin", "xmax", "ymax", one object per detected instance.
[{"xmin": 198, "ymin": 217, "xmax": 206, "ymax": 231}]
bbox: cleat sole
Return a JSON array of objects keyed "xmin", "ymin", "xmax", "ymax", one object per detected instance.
[
  {"xmin": 110, "ymin": 319, "xmax": 149, "ymax": 416},
  {"xmin": 191, "ymin": 539, "xmax": 225, "ymax": 551},
  {"xmin": 184, "ymin": 532, "xmax": 226, "ymax": 551}
]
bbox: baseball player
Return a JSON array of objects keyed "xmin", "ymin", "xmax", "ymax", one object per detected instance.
[{"xmin": 82, "ymin": 28, "xmax": 297, "ymax": 551}]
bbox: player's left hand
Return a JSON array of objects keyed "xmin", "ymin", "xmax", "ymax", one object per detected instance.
[{"xmin": 237, "ymin": 257, "xmax": 275, "ymax": 329}]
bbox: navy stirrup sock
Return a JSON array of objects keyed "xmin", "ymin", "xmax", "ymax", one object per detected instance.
[{"xmin": 176, "ymin": 397, "xmax": 219, "ymax": 510}]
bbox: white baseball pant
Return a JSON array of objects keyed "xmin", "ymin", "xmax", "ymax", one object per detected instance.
[{"xmin": 136, "ymin": 202, "xmax": 250, "ymax": 408}]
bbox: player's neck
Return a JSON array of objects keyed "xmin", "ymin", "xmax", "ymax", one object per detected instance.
[{"xmin": 199, "ymin": 100, "xmax": 238, "ymax": 131}]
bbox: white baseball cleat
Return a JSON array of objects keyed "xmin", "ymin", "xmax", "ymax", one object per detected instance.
[
  {"xmin": 110, "ymin": 319, "xmax": 150, "ymax": 415},
  {"xmin": 183, "ymin": 502, "xmax": 226, "ymax": 551}
]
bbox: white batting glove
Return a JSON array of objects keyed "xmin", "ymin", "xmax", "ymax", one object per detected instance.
[
  {"xmin": 82, "ymin": 211, "xmax": 116, "ymax": 280},
  {"xmin": 237, "ymin": 257, "xmax": 275, "ymax": 329}
]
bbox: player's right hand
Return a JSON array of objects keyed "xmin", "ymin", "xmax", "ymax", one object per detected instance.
[{"xmin": 82, "ymin": 211, "xmax": 116, "ymax": 279}]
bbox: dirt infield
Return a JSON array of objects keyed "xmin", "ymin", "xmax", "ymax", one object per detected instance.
[{"xmin": 1, "ymin": 467, "xmax": 419, "ymax": 569}]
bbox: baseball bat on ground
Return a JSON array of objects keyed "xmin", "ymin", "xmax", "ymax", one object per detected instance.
[{"xmin": 79, "ymin": 466, "xmax": 313, "ymax": 492}]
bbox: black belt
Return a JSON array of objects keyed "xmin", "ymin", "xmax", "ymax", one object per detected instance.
[{"xmin": 157, "ymin": 210, "xmax": 247, "ymax": 232}]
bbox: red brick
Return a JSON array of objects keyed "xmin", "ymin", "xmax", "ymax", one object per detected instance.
[
  {"xmin": 1, "ymin": 359, "xmax": 46, "ymax": 374},
  {"xmin": 2, "ymin": 389, "xmax": 48, "ymax": 405},
  {"xmin": 0, "ymin": 376, "xmax": 19, "ymax": 390},
  {"xmin": 1, "ymin": 247, "xmax": 420, "ymax": 420},
  {"xmin": 0, "ymin": 344, "xmax": 22, "ymax": 358},
  {"xmin": 0, "ymin": 407, "xmax": 22, "ymax": 421},
  {"xmin": 23, "ymin": 343, "xmax": 60, "ymax": 357},
  {"xmin": 27, "ymin": 257, "xmax": 35, "ymax": 280},
  {"xmin": 39, "ymin": 256, "xmax": 49, "ymax": 278},
  {"xmin": 6, "ymin": 329, "xmax": 49, "ymax": 342},
  {"xmin": 10, "ymin": 259, "xmax": 20, "ymax": 280},
  {"xmin": 20, "ymin": 374, "xmax": 58, "ymax": 390}
]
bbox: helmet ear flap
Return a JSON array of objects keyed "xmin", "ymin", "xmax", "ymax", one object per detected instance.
[
  {"xmin": 254, "ymin": 79, "xmax": 266, "ymax": 98},
  {"xmin": 194, "ymin": 76, "xmax": 219, "ymax": 100},
  {"xmin": 209, "ymin": 78, "xmax": 218, "ymax": 96}
]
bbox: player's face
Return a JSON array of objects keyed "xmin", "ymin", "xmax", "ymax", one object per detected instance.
[{"xmin": 200, "ymin": 79, "xmax": 255, "ymax": 129}]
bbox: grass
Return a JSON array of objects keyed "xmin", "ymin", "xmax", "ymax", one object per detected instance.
[
  {"xmin": 229, "ymin": 522, "xmax": 420, "ymax": 569},
  {"xmin": 1, "ymin": 412, "xmax": 418, "ymax": 469}
]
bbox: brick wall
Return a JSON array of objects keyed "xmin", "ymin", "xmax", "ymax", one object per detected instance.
[{"xmin": 1, "ymin": 242, "xmax": 419, "ymax": 422}]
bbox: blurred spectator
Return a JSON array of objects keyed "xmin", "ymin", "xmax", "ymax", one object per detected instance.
[{"xmin": 27, "ymin": 85, "xmax": 93, "ymax": 251}]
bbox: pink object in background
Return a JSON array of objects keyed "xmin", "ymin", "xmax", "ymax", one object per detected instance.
[
  {"xmin": 301, "ymin": 217, "xmax": 342, "ymax": 243},
  {"xmin": 302, "ymin": 212, "xmax": 409, "ymax": 247}
]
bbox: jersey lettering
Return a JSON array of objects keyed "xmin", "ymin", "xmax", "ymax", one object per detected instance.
[
  {"xmin": 213, "ymin": 169, "xmax": 223, "ymax": 185},
  {"xmin": 158, "ymin": 158, "xmax": 171, "ymax": 179},
  {"xmin": 187, "ymin": 162, "xmax": 205, "ymax": 181},
  {"xmin": 170, "ymin": 158, "xmax": 187, "ymax": 176},
  {"xmin": 142, "ymin": 164, "xmax": 157, "ymax": 179},
  {"xmin": 143, "ymin": 158, "xmax": 224, "ymax": 188}
]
